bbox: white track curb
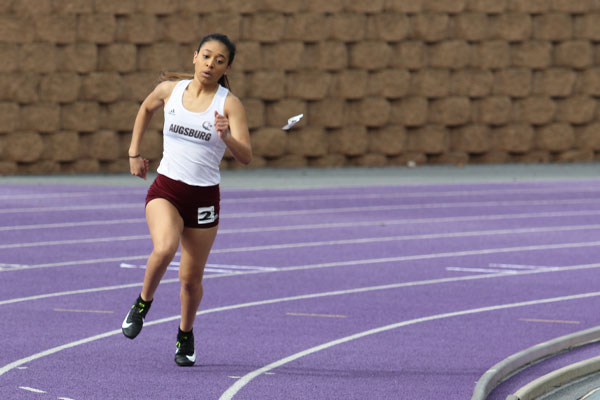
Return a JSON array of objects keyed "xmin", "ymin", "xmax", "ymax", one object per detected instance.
[{"xmin": 471, "ymin": 326, "xmax": 600, "ymax": 400}]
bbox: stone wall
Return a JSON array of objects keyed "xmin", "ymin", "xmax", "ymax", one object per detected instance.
[{"xmin": 1, "ymin": 0, "xmax": 600, "ymax": 174}]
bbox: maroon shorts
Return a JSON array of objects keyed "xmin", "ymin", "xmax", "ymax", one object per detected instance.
[{"xmin": 145, "ymin": 174, "xmax": 220, "ymax": 229}]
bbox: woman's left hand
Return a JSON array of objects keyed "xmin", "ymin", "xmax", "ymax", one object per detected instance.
[{"xmin": 214, "ymin": 111, "xmax": 230, "ymax": 140}]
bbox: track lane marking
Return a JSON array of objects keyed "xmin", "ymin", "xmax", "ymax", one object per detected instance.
[
  {"xmin": 286, "ymin": 313, "xmax": 347, "ymax": 318},
  {"xmin": 0, "ymin": 197, "xmax": 599, "ymax": 216},
  {"xmin": 19, "ymin": 386, "xmax": 46, "ymax": 393},
  {"xmin": 53, "ymin": 308, "xmax": 114, "ymax": 314},
  {"xmin": 3, "ymin": 184, "xmax": 600, "ymax": 203},
  {"xmin": 218, "ymin": 291, "xmax": 600, "ymax": 400},
  {"xmin": 519, "ymin": 318, "xmax": 580, "ymax": 325},
  {"xmin": 4, "ymin": 247, "xmax": 600, "ymax": 306},
  {"xmin": 3, "ymin": 223, "xmax": 600, "ymax": 251},
  {"xmin": 4, "ymin": 209, "xmax": 600, "ymax": 233},
  {"xmin": 4, "ymin": 276, "xmax": 600, "ymax": 379}
]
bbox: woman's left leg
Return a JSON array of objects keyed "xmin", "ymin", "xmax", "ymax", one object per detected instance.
[{"xmin": 178, "ymin": 225, "xmax": 218, "ymax": 332}]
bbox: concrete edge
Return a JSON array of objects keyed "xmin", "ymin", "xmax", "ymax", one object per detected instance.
[
  {"xmin": 510, "ymin": 355, "xmax": 600, "ymax": 400},
  {"xmin": 471, "ymin": 325, "xmax": 600, "ymax": 400}
]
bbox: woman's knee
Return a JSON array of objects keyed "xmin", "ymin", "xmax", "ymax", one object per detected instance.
[
  {"xmin": 152, "ymin": 240, "xmax": 179, "ymax": 262},
  {"xmin": 179, "ymin": 267, "xmax": 204, "ymax": 291}
]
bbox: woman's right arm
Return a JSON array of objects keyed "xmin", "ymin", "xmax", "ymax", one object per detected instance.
[{"xmin": 129, "ymin": 81, "xmax": 176, "ymax": 179}]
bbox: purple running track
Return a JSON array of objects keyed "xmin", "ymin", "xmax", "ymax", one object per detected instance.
[{"xmin": 2, "ymin": 180, "xmax": 600, "ymax": 399}]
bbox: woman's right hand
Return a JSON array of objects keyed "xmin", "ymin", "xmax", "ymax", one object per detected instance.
[{"xmin": 129, "ymin": 157, "xmax": 149, "ymax": 180}]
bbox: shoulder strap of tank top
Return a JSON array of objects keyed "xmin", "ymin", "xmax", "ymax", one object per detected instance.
[{"xmin": 214, "ymin": 85, "xmax": 229, "ymax": 115}]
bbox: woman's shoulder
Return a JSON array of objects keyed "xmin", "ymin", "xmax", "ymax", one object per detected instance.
[
  {"xmin": 153, "ymin": 80, "xmax": 180, "ymax": 99},
  {"xmin": 224, "ymin": 91, "xmax": 245, "ymax": 113}
]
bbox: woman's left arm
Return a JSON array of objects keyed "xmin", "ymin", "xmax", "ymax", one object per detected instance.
[{"xmin": 215, "ymin": 95, "xmax": 252, "ymax": 165}]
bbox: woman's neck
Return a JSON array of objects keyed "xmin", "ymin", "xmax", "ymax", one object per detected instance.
[{"xmin": 188, "ymin": 78, "xmax": 218, "ymax": 97}]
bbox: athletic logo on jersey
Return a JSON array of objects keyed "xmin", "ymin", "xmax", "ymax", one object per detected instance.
[
  {"xmin": 168, "ymin": 108, "xmax": 176, "ymax": 115},
  {"xmin": 169, "ymin": 124, "xmax": 211, "ymax": 141},
  {"xmin": 197, "ymin": 206, "xmax": 217, "ymax": 225},
  {"xmin": 202, "ymin": 121, "xmax": 213, "ymax": 131}
]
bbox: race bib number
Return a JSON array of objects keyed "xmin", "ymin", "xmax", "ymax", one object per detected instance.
[{"xmin": 197, "ymin": 206, "xmax": 217, "ymax": 224}]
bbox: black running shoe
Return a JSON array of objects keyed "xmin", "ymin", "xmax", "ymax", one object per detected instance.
[
  {"xmin": 122, "ymin": 295, "xmax": 151, "ymax": 339},
  {"xmin": 175, "ymin": 329, "xmax": 196, "ymax": 366}
]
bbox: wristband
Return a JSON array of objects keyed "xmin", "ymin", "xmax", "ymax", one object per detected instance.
[{"xmin": 128, "ymin": 154, "xmax": 141, "ymax": 158}]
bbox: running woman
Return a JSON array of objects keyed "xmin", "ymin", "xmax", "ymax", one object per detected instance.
[{"xmin": 122, "ymin": 33, "xmax": 252, "ymax": 367}]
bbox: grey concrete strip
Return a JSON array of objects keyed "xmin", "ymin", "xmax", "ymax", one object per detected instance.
[
  {"xmin": 471, "ymin": 326, "xmax": 600, "ymax": 400},
  {"xmin": 0, "ymin": 163, "xmax": 599, "ymax": 188},
  {"xmin": 510, "ymin": 355, "xmax": 600, "ymax": 400}
]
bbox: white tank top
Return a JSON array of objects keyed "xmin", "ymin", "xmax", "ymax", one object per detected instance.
[{"xmin": 157, "ymin": 79, "xmax": 229, "ymax": 186}]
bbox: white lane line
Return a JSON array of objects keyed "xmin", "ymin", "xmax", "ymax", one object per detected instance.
[
  {"xmin": 19, "ymin": 386, "xmax": 46, "ymax": 393},
  {"xmin": 1, "ymin": 185, "xmax": 597, "ymax": 203},
  {"xmin": 0, "ymin": 203, "xmax": 139, "ymax": 214},
  {"xmin": 4, "ymin": 223, "xmax": 600, "ymax": 252},
  {"xmin": 0, "ymin": 197, "xmax": 598, "ymax": 216},
  {"xmin": 519, "ymin": 318, "xmax": 580, "ymax": 325},
  {"xmin": 3, "ymin": 234, "xmax": 600, "ymax": 284},
  {"xmin": 286, "ymin": 312, "xmax": 347, "ymax": 318},
  {"xmin": 0, "ymin": 190, "xmax": 142, "ymax": 200},
  {"xmin": 53, "ymin": 308, "xmax": 114, "ymax": 314},
  {"xmin": 118, "ymin": 262, "xmax": 273, "ymax": 273},
  {"xmin": 0, "ymin": 218, "xmax": 145, "ymax": 232},
  {"xmin": 4, "ymin": 209, "xmax": 600, "ymax": 233},
  {"xmin": 0, "ymin": 235, "xmax": 149, "ymax": 250},
  {"xmin": 489, "ymin": 263, "xmax": 555, "ymax": 270},
  {"xmin": 218, "ymin": 290, "xmax": 600, "ymax": 400},
  {"xmin": 219, "ymin": 186, "xmax": 600, "ymax": 203},
  {"xmin": 4, "ymin": 243, "xmax": 600, "ymax": 308},
  {"xmin": 0, "ymin": 273, "xmax": 531, "ymax": 377},
  {"xmin": 119, "ymin": 263, "xmax": 179, "ymax": 271},
  {"xmin": 224, "ymin": 198, "xmax": 600, "ymax": 219},
  {"xmin": 446, "ymin": 267, "xmax": 518, "ymax": 274},
  {"xmin": 447, "ymin": 264, "xmax": 555, "ymax": 275},
  {"xmin": 0, "ymin": 279, "xmax": 179, "ymax": 306},
  {"xmin": 3, "ymin": 275, "xmax": 600, "ymax": 382}
]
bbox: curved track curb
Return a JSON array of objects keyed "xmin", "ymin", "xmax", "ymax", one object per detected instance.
[
  {"xmin": 471, "ymin": 325, "xmax": 600, "ymax": 400},
  {"xmin": 508, "ymin": 355, "xmax": 600, "ymax": 400}
]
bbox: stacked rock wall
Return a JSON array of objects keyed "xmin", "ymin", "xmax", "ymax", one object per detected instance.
[{"xmin": 1, "ymin": 0, "xmax": 600, "ymax": 174}]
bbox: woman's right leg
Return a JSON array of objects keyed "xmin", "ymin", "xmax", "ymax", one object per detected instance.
[
  {"xmin": 123, "ymin": 198, "xmax": 183, "ymax": 339},
  {"xmin": 140, "ymin": 198, "xmax": 184, "ymax": 301}
]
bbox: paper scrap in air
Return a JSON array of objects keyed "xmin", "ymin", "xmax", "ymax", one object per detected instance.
[{"xmin": 282, "ymin": 114, "xmax": 304, "ymax": 130}]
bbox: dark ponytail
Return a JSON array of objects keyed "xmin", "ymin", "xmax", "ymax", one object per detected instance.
[{"xmin": 196, "ymin": 33, "xmax": 236, "ymax": 90}]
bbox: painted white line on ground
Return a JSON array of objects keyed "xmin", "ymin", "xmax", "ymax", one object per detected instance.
[
  {"xmin": 0, "ymin": 203, "xmax": 139, "ymax": 214},
  {"xmin": 53, "ymin": 308, "xmax": 114, "ymax": 314},
  {"xmin": 224, "ymin": 198, "xmax": 600, "ymax": 219},
  {"xmin": 0, "ymin": 197, "xmax": 598, "ymax": 216},
  {"xmin": 277, "ymin": 243, "xmax": 600, "ymax": 274},
  {"xmin": 286, "ymin": 312, "xmax": 347, "ymax": 318},
  {"xmin": 2, "ymin": 185, "xmax": 597, "ymax": 203},
  {"xmin": 0, "ymin": 234, "xmax": 149, "ymax": 250},
  {"xmin": 119, "ymin": 263, "xmax": 179, "ymax": 271},
  {"xmin": 489, "ymin": 263, "xmax": 555, "ymax": 270},
  {"xmin": 19, "ymin": 386, "xmax": 46, "ymax": 393},
  {"xmin": 0, "ymin": 279, "xmax": 179, "ymax": 306},
  {"xmin": 7, "ymin": 223, "xmax": 600, "ymax": 254},
  {"xmin": 4, "ymin": 209, "xmax": 600, "ymax": 234},
  {"xmin": 446, "ymin": 267, "xmax": 518, "ymax": 274},
  {"xmin": 218, "ymin": 290, "xmax": 600, "ymax": 400},
  {"xmin": 220, "ymin": 186, "xmax": 600, "ymax": 204},
  {"xmin": 0, "ymin": 190, "xmax": 142, "ymax": 200},
  {"xmin": 0, "ymin": 273, "xmax": 569, "ymax": 378},
  {"xmin": 519, "ymin": 318, "xmax": 580, "ymax": 325},
  {"xmin": 4, "ymin": 244, "xmax": 600, "ymax": 307},
  {"xmin": 0, "ymin": 218, "xmax": 145, "ymax": 232},
  {"xmin": 5, "ymin": 222, "xmax": 600, "ymax": 253}
]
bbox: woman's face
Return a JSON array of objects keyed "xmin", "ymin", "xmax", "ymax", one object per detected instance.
[{"xmin": 193, "ymin": 40, "xmax": 231, "ymax": 85}]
